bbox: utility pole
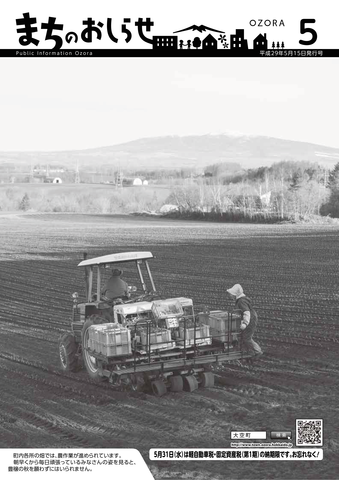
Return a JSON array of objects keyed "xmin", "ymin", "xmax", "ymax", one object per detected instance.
[
  {"xmin": 75, "ymin": 159, "xmax": 80, "ymax": 184},
  {"xmin": 116, "ymin": 163, "xmax": 123, "ymax": 189},
  {"xmin": 30, "ymin": 161, "xmax": 34, "ymax": 183}
]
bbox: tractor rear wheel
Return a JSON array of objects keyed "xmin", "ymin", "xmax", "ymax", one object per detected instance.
[
  {"xmin": 169, "ymin": 375, "xmax": 184, "ymax": 392},
  {"xmin": 151, "ymin": 379, "xmax": 167, "ymax": 397},
  {"xmin": 200, "ymin": 372, "xmax": 215, "ymax": 388},
  {"xmin": 59, "ymin": 333, "xmax": 78, "ymax": 372},
  {"xmin": 82, "ymin": 319, "xmax": 106, "ymax": 382},
  {"xmin": 183, "ymin": 375, "xmax": 198, "ymax": 392}
]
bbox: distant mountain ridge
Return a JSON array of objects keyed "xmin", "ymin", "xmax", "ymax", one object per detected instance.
[
  {"xmin": 173, "ymin": 25, "xmax": 225, "ymax": 34},
  {"xmin": 1, "ymin": 133, "xmax": 339, "ymax": 171}
]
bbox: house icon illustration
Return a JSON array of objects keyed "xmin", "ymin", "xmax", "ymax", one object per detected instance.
[
  {"xmin": 202, "ymin": 34, "xmax": 217, "ymax": 50},
  {"xmin": 230, "ymin": 29, "xmax": 248, "ymax": 49},
  {"xmin": 253, "ymin": 33, "xmax": 268, "ymax": 50}
]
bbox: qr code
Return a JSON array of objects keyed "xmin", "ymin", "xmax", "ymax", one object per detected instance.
[{"xmin": 296, "ymin": 419, "xmax": 323, "ymax": 446}]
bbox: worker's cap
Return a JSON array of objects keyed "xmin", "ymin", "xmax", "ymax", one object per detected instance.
[
  {"xmin": 111, "ymin": 268, "xmax": 123, "ymax": 276},
  {"xmin": 227, "ymin": 284, "xmax": 243, "ymax": 297}
]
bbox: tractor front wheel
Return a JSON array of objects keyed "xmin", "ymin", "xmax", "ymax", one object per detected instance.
[
  {"xmin": 82, "ymin": 319, "xmax": 106, "ymax": 382},
  {"xmin": 59, "ymin": 333, "xmax": 78, "ymax": 372}
]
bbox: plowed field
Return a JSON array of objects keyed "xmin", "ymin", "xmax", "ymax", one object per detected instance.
[{"xmin": 0, "ymin": 213, "xmax": 338, "ymax": 480}]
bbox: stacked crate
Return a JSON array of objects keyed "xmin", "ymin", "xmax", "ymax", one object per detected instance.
[
  {"xmin": 177, "ymin": 324, "xmax": 212, "ymax": 346},
  {"xmin": 87, "ymin": 324, "xmax": 105, "ymax": 352},
  {"xmin": 151, "ymin": 299, "xmax": 184, "ymax": 319},
  {"xmin": 139, "ymin": 327, "xmax": 175, "ymax": 351},
  {"xmin": 88, "ymin": 323, "xmax": 132, "ymax": 357},
  {"xmin": 163, "ymin": 297, "xmax": 193, "ymax": 317},
  {"xmin": 197, "ymin": 310, "xmax": 241, "ymax": 343}
]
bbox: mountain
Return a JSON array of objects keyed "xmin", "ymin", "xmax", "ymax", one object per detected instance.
[
  {"xmin": 1, "ymin": 133, "xmax": 339, "ymax": 172},
  {"xmin": 173, "ymin": 25, "xmax": 225, "ymax": 34}
]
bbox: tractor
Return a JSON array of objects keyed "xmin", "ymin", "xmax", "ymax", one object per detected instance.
[{"xmin": 58, "ymin": 251, "xmax": 252, "ymax": 396}]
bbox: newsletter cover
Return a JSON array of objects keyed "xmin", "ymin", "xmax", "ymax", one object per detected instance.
[{"xmin": 0, "ymin": 1, "xmax": 338, "ymax": 480}]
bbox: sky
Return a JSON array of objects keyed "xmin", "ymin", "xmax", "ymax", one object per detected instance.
[
  {"xmin": 0, "ymin": 57, "xmax": 337, "ymax": 151},
  {"xmin": 0, "ymin": 0, "xmax": 338, "ymax": 151}
]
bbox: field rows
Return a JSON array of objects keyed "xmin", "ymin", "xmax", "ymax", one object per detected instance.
[{"xmin": 0, "ymin": 214, "xmax": 339, "ymax": 480}]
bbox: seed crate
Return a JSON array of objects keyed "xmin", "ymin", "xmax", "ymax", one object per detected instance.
[
  {"xmin": 198, "ymin": 310, "xmax": 241, "ymax": 332},
  {"xmin": 178, "ymin": 324, "xmax": 210, "ymax": 340},
  {"xmin": 152, "ymin": 299, "xmax": 183, "ymax": 319},
  {"xmin": 140, "ymin": 328, "xmax": 172, "ymax": 346},
  {"xmin": 88, "ymin": 324, "xmax": 107, "ymax": 353},
  {"xmin": 88, "ymin": 323, "xmax": 131, "ymax": 357},
  {"xmin": 164, "ymin": 297, "xmax": 193, "ymax": 317}
]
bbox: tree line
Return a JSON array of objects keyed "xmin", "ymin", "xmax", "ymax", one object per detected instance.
[{"xmin": 166, "ymin": 160, "xmax": 339, "ymax": 222}]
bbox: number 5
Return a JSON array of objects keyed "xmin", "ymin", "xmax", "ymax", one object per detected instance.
[{"xmin": 299, "ymin": 19, "xmax": 317, "ymax": 45}]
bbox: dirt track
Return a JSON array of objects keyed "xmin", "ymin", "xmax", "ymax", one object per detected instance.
[{"xmin": 0, "ymin": 213, "xmax": 338, "ymax": 480}]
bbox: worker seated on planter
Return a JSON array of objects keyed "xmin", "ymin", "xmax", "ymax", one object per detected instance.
[{"xmin": 102, "ymin": 268, "xmax": 129, "ymax": 301}]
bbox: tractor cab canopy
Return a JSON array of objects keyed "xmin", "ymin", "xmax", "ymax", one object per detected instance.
[
  {"xmin": 78, "ymin": 251, "xmax": 156, "ymax": 302},
  {"xmin": 78, "ymin": 251, "xmax": 154, "ymax": 267}
]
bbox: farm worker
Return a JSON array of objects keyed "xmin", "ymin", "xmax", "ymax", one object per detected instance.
[
  {"xmin": 226, "ymin": 284, "xmax": 263, "ymax": 356},
  {"xmin": 103, "ymin": 268, "xmax": 129, "ymax": 300}
]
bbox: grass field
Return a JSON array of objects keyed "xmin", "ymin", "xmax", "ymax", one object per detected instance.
[{"xmin": 0, "ymin": 213, "xmax": 338, "ymax": 479}]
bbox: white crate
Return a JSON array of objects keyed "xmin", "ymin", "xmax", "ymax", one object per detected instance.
[
  {"xmin": 103, "ymin": 343, "xmax": 132, "ymax": 357},
  {"xmin": 89, "ymin": 323, "xmax": 131, "ymax": 357},
  {"xmin": 164, "ymin": 297, "xmax": 193, "ymax": 308},
  {"xmin": 88, "ymin": 324, "xmax": 107, "ymax": 353},
  {"xmin": 152, "ymin": 299, "xmax": 183, "ymax": 319},
  {"xmin": 140, "ymin": 328, "xmax": 172, "ymax": 346},
  {"xmin": 199, "ymin": 311, "xmax": 241, "ymax": 332},
  {"xmin": 178, "ymin": 324, "xmax": 210, "ymax": 340}
]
